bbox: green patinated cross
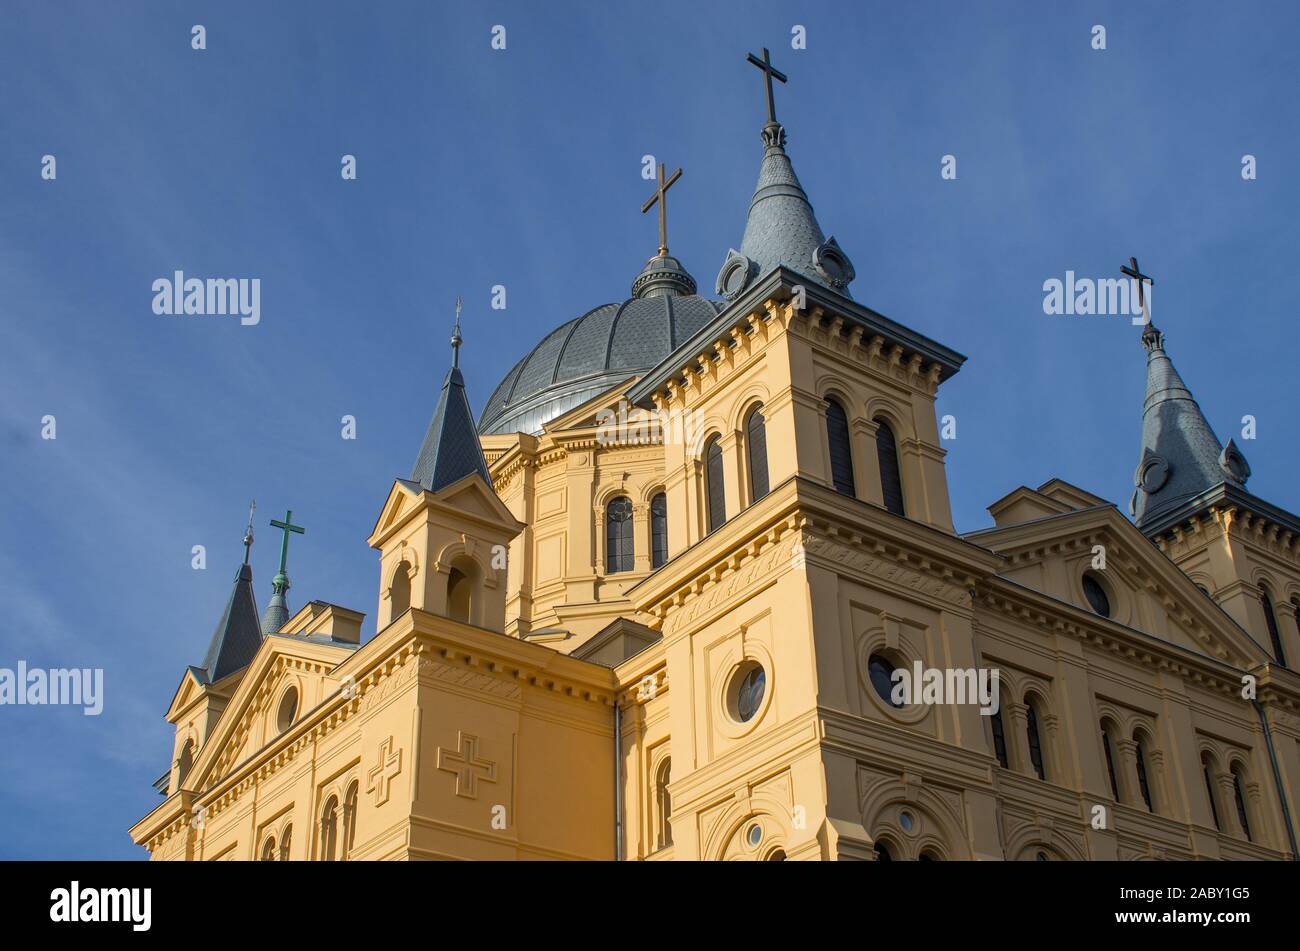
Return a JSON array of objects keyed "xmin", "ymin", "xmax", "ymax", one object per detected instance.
[{"xmin": 269, "ymin": 510, "xmax": 305, "ymax": 580}]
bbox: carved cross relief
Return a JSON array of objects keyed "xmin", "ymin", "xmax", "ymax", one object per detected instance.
[{"xmin": 436, "ymin": 731, "xmax": 498, "ymax": 799}]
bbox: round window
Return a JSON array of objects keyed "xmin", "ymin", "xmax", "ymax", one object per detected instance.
[
  {"xmin": 746, "ymin": 823, "xmax": 763, "ymax": 847},
  {"xmin": 731, "ymin": 662, "xmax": 766, "ymax": 723},
  {"xmin": 868, "ymin": 654, "xmax": 902, "ymax": 707},
  {"xmin": 1082, "ymin": 573, "xmax": 1111, "ymax": 618},
  {"xmin": 276, "ymin": 687, "xmax": 298, "ymax": 734},
  {"xmin": 898, "ymin": 811, "xmax": 914, "ymax": 833}
]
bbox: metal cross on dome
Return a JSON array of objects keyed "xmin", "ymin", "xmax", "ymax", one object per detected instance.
[
  {"xmin": 747, "ymin": 47, "xmax": 788, "ymax": 125},
  {"xmin": 1120, "ymin": 256, "xmax": 1154, "ymax": 312},
  {"xmin": 641, "ymin": 162, "xmax": 683, "ymax": 256},
  {"xmin": 269, "ymin": 510, "xmax": 305, "ymax": 584}
]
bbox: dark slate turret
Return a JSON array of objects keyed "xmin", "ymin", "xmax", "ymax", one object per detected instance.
[
  {"xmin": 1130, "ymin": 322, "xmax": 1250, "ymax": 530},
  {"xmin": 411, "ymin": 302, "xmax": 494, "ymax": 493},
  {"xmin": 716, "ymin": 48, "xmax": 855, "ymax": 302},
  {"xmin": 198, "ymin": 561, "xmax": 263, "ymax": 684}
]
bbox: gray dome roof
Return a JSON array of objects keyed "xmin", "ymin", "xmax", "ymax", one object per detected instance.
[{"xmin": 478, "ymin": 293, "xmax": 723, "ymax": 436}]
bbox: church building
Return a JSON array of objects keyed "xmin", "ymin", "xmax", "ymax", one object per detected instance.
[{"xmin": 130, "ymin": 50, "xmax": 1300, "ymax": 861}]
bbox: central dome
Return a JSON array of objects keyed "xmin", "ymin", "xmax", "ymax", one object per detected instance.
[{"xmin": 477, "ymin": 291, "xmax": 722, "ymax": 436}]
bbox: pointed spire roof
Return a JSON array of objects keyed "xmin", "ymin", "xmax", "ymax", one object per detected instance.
[
  {"xmin": 411, "ymin": 303, "xmax": 494, "ymax": 493},
  {"xmin": 198, "ymin": 562, "xmax": 263, "ymax": 684},
  {"xmin": 717, "ymin": 50, "xmax": 855, "ymax": 301},
  {"xmin": 1131, "ymin": 322, "xmax": 1249, "ymax": 530}
]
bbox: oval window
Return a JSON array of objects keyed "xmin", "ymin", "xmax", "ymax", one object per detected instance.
[
  {"xmin": 868, "ymin": 654, "xmax": 902, "ymax": 708},
  {"xmin": 276, "ymin": 687, "xmax": 298, "ymax": 734},
  {"xmin": 731, "ymin": 662, "xmax": 766, "ymax": 723},
  {"xmin": 1082, "ymin": 573, "xmax": 1111, "ymax": 618}
]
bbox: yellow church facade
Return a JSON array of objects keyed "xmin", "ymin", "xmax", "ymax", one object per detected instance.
[{"xmin": 131, "ymin": 52, "xmax": 1300, "ymax": 862}]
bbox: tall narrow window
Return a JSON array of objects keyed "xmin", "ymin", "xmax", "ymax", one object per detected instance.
[
  {"xmin": 447, "ymin": 567, "xmax": 471, "ymax": 623},
  {"xmin": 745, "ymin": 405, "xmax": 770, "ymax": 503},
  {"xmin": 705, "ymin": 436, "xmax": 726, "ymax": 533},
  {"xmin": 1026, "ymin": 701, "xmax": 1046, "ymax": 780},
  {"xmin": 279, "ymin": 825, "xmax": 292, "ymax": 861},
  {"xmin": 1261, "ymin": 587, "xmax": 1286, "ymax": 666},
  {"xmin": 874, "ymin": 419, "xmax": 905, "ymax": 516},
  {"xmin": 825, "ymin": 398, "xmax": 855, "ymax": 496},
  {"xmin": 990, "ymin": 706, "xmax": 1008, "ymax": 768},
  {"xmin": 260, "ymin": 837, "xmax": 276, "ymax": 861},
  {"xmin": 1202, "ymin": 755, "xmax": 1221, "ymax": 831},
  {"xmin": 320, "ymin": 796, "xmax": 339, "ymax": 861},
  {"xmin": 606, "ymin": 496, "xmax": 634, "ymax": 573},
  {"xmin": 650, "ymin": 493, "xmax": 668, "ymax": 570},
  {"xmin": 1102, "ymin": 728, "xmax": 1120, "ymax": 801},
  {"xmin": 1232, "ymin": 768, "xmax": 1252, "ymax": 841},
  {"xmin": 177, "ymin": 739, "xmax": 194, "ymax": 788},
  {"xmin": 342, "ymin": 782, "xmax": 359, "ymax": 860},
  {"xmin": 390, "ymin": 561, "xmax": 411, "ymax": 618},
  {"xmin": 1135, "ymin": 736, "xmax": 1153, "ymax": 811},
  {"xmin": 655, "ymin": 758, "xmax": 673, "ymax": 849}
]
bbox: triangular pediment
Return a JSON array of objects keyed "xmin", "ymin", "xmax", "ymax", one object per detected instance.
[
  {"xmin": 968, "ymin": 501, "xmax": 1268, "ymax": 668},
  {"xmin": 431, "ymin": 472, "xmax": 523, "ymax": 529},
  {"xmin": 185, "ymin": 634, "xmax": 355, "ymax": 793}
]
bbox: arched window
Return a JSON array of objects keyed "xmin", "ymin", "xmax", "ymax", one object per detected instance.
[
  {"xmin": 606, "ymin": 496, "xmax": 634, "ymax": 573},
  {"xmin": 1101, "ymin": 725, "xmax": 1120, "ymax": 801},
  {"xmin": 276, "ymin": 686, "xmax": 298, "ymax": 734},
  {"xmin": 825, "ymin": 398, "xmax": 855, "ymax": 496},
  {"xmin": 1025, "ymin": 698, "xmax": 1046, "ymax": 781},
  {"xmin": 342, "ymin": 782, "xmax": 359, "ymax": 860},
  {"xmin": 390, "ymin": 560, "xmax": 411, "ymax": 618},
  {"xmin": 1202, "ymin": 754, "xmax": 1221, "ymax": 831},
  {"xmin": 447, "ymin": 565, "xmax": 471, "ymax": 623},
  {"xmin": 1134, "ymin": 735, "xmax": 1153, "ymax": 812},
  {"xmin": 874, "ymin": 419, "xmax": 905, "ymax": 517},
  {"xmin": 875, "ymin": 840, "xmax": 893, "ymax": 861},
  {"xmin": 745, "ymin": 405, "xmax": 770, "ymax": 503},
  {"xmin": 260, "ymin": 836, "xmax": 276, "ymax": 861},
  {"xmin": 650, "ymin": 493, "xmax": 668, "ymax": 570},
  {"xmin": 1261, "ymin": 587, "xmax": 1286, "ymax": 666},
  {"xmin": 655, "ymin": 758, "xmax": 673, "ymax": 850},
  {"xmin": 989, "ymin": 706, "xmax": 1008, "ymax": 768},
  {"xmin": 705, "ymin": 436, "xmax": 726, "ymax": 533},
  {"xmin": 320, "ymin": 796, "xmax": 339, "ymax": 861},
  {"xmin": 176, "ymin": 739, "xmax": 194, "ymax": 788},
  {"xmin": 1232, "ymin": 766, "xmax": 1252, "ymax": 841},
  {"xmin": 279, "ymin": 825, "xmax": 292, "ymax": 861}
]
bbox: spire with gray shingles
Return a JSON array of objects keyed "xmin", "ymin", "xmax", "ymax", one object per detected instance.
[
  {"xmin": 410, "ymin": 305, "xmax": 493, "ymax": 493},
  {"xmin": 198, "ymin": 562, "xmax": 263, "ymax": 684},
  {"xmin": 716, "ymin": 52, "xmax": 855, "ymax": 300},
  {"xmin": 1131, "ymin": 322, "xmax": 1249, "ymax": 529}
]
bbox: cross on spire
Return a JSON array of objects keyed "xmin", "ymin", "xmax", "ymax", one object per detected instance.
[
  {"xmin": 640, "ymin": 162, "xmax": 683, "ymax": 256},
  {"xmin": 451, "ymin": 296, "xmax": 463, "ymax": 368},
  {"xmin": 1120, "ymin": 256, "xmax": 1154, "ymax": 312},
  {"xmin": 747, "ymin": 47, "xmax": 788, "ymax": 125},
  {"xmin": 268, "ymin": 510, "xmax": 305, "ymax": 593}
]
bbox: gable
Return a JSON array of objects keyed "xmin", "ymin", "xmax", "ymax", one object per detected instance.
[
  {"xmin": 185, "ymin": 635, "xmax": 354, "ymax": 792},
  {"xmin": 969, "ymin": 502, "xmax": 1268, "ymax": 668}
]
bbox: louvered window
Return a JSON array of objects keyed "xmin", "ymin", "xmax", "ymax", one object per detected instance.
[
  {"xmin": 650, "ymin": 493, "xmax": 668, "ymax": 569},
  {"xmin": 826, "ymin": 398, "xmax": 855, "ymax": 496},
  {"xmin": 875, "ymin": 419, "xmax": 905, "ymax": 516},
  {"xmin": 706, "ymin": 438, "xmax": 726, "ymax": 533},
  {"xmin": 746, "ymin": 406, "xmax": 769, "ymax": 503}
]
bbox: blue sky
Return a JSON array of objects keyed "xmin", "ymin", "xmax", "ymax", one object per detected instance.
[{"xmin": 1, "ymin": 1, "xmax": 1297, "ymax": 859}]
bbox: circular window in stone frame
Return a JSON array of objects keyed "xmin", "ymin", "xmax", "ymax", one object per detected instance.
[
  {"xmin": 1082, "ymin": 572, "xmax": 1112, "ymax": 618},
  {"xmin": 857, "ymin": 636, "xmax": 929, "ymax": 725}
]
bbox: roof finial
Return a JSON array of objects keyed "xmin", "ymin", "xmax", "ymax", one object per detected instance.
[
  {"xmin": 641, "ymin": 161, "xmax": 683, "ymax": 257},
  {"xmin": 451, "ymin": 295, "xmax": 464, "ymax": 368},
  {"xmin": 242, "ymin": 499, "xmax": 256, "ymax": 565}
]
